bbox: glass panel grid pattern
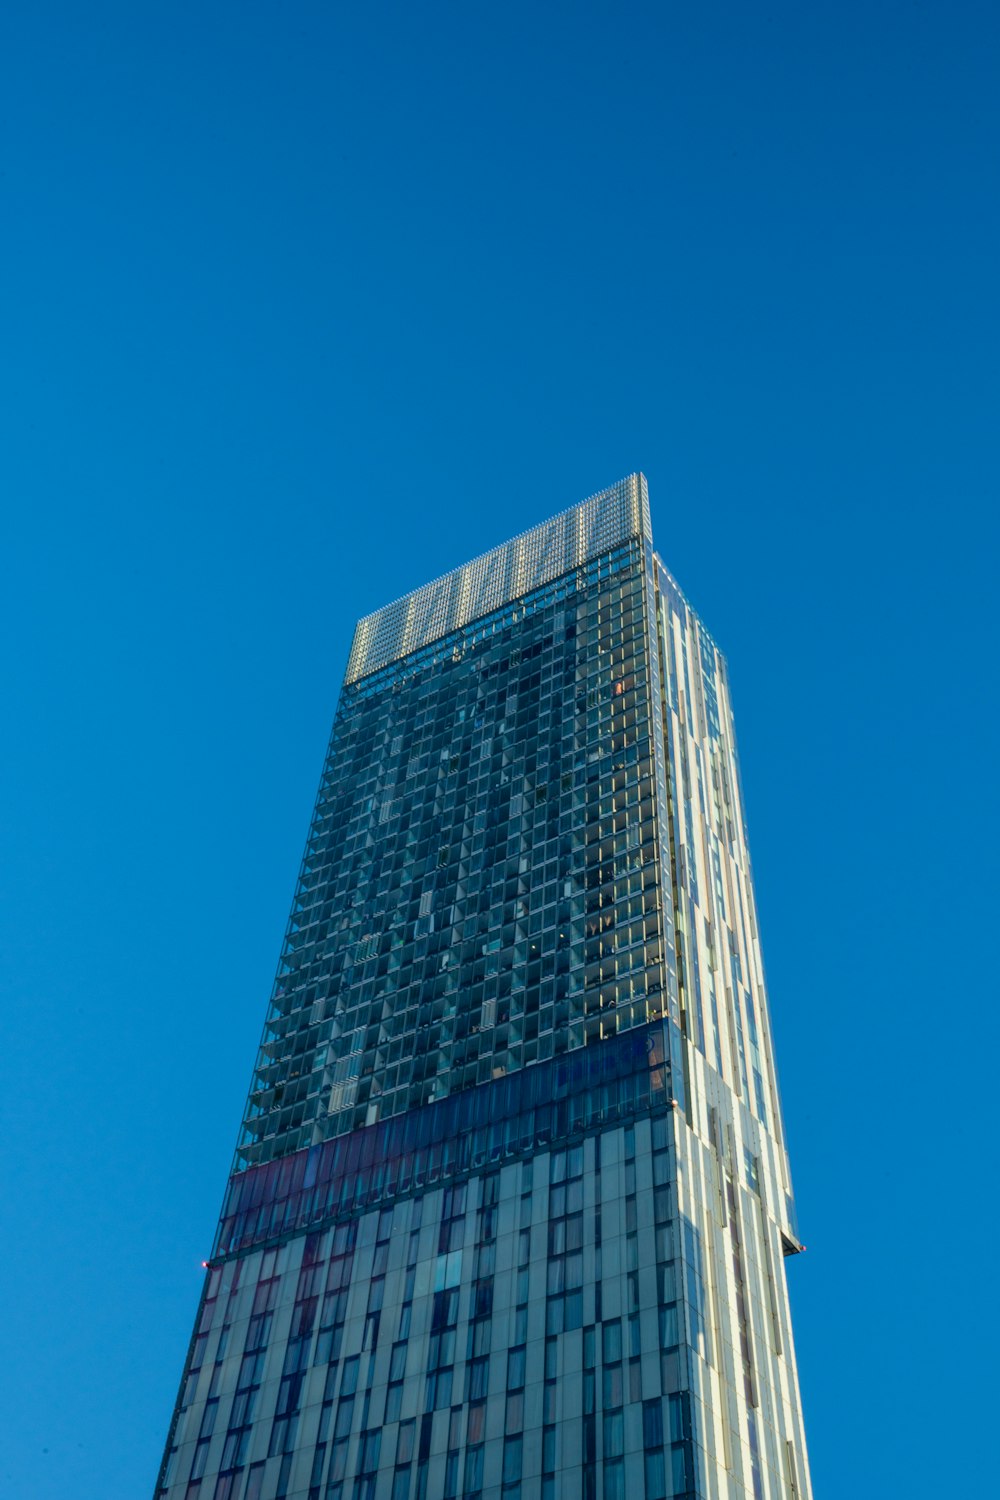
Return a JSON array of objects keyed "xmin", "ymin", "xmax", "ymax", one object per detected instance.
[{"xmin": 238, "ymin": 532, "xmax": 669, "ymax": 1168}]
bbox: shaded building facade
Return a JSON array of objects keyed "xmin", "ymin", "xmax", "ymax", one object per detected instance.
[{"xmin": 157, "ymin": 475, "xmax": 812, "ymax": 1500}]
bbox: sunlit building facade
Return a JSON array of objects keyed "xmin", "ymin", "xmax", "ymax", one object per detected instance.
[{"xmin": 157, "ymin": 474, "xmax": 812, "ymax": 1500}]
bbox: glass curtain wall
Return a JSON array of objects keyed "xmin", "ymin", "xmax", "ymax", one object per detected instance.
[{"xmin": 156, "ymin": 476, "xmax": 812, "ymax": 1500}]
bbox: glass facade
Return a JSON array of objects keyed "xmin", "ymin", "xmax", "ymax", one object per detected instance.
[{"xmin": 157, "ymin": 476, "xmax": 812, "ymax": 1500}]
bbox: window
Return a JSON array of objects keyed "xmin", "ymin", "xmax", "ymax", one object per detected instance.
[
  {"xmin": 643, "ymin": 1399, "xmax": 664, "ymax": 1449},
  {"xmin": 466, "ymin": 1402, "xmax": 486, "ymax": 1444},
  {"xmin": 602, "ymin": 1363, "xmax": 623, "ymax": 1407},
  {"xmin": 666, "ymin": 1392, "xmax": 689, "ymax": 1442},
  {"xmin": 468, "ymin": 1318, "xmax": 491, "ymax": 1359},
  {"xmin": 243, "ymin": 1464, "xmax": 265, "ymax": 1500},
  {"xmin": 659, "ymin": 1304, "xmax": 679, "ymax": 1348},
  {"xmin": 268, "ymin": 1413, "xmax": 298, "ymax": 1457},
  {"xmin": 358, "ymin": 1430, "xmax": 381, "ymax": 1472},
  {"xmin": 467, "ymin": 1354, "xmax": 489, "ymax": 1399},
  {"xmin": 220, "ymin": 1429, "xmax": 248, "ymax": 1470},
  {"xmin": 502, "ymin": 1436, "xmax": 522, "ymax": 1484},
  {"xmin": 543, "ymin": 1424, "xmax": 556, "ymax": 1473},
  {"xmin": 428, "ymin": 1329, "xmax": 455, "ymax": 1371},
  {"xmin": 603, "ymin": 1409, "xmax": 623, "ymax": 1458},
  {"xmin": 426, "ymin": 1368, "xmax": 453, "ymax": 1409},
  {"xmin": 670, "ymin": 1444, "xmax": 690, "ymax": 1493},
  {"xmin": 644, "ymin": 1450, "xmax": 666, "ymax": 1500},
  {"xmin": 464, "ymin": 1446, "xmax": 484, "ymax": 1492},
  {"xmin": 396, "ymin": 1421, "xmax": 415, "ymax": 1465},
  {"xmin": 334, "ymin": 1398, "xmax": 354, "ymax": 1441}
]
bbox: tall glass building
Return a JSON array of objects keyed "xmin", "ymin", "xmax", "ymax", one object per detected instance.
[{"xmin": 157, "ymin": 475, "xmax": 812, "ymax": 1500}]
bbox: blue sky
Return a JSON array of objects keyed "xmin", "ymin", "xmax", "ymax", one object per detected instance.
[{"xmin": 2, "ymin": 3, "xmax": 998, "ymax": 1496}]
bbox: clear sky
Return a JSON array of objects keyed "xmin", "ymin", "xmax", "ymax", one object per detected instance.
[{"xmin": 2, "ymin": 2, "xmax": 997, "ymax": 1496}]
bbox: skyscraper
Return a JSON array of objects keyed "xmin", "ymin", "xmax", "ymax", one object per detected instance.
[{"xmin": 156, "ymin": 475, "xmax": 812, "ymax": 1500}]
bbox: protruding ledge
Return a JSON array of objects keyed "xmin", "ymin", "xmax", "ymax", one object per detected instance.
[{"xmin": 345, "ymin": 473, "xmax": 649, "ymax": 683}]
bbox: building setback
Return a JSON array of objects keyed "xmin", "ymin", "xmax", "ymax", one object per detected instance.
[{"xmin": 156, "ymin": 474, "xmax": 812, "ymax": 1500}]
